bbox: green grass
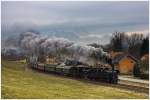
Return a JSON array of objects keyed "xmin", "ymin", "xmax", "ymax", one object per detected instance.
[{"xmin": 1, "ymin": 60, "xmax": 148, "ymax": 99}]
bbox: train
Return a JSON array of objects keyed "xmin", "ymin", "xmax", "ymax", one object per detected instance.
[{"xmin": 27, "ymin": 56, "xmax": 118, "ymax": 84}]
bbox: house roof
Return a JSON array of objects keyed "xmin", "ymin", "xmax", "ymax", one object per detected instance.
[
  {"xmin": 141, "ymin": 54, "xmax": 149, "ymax": 61},
  {"xmin": 126, "ymin": 55, "xmax": 138, "ymax": 62},
  {"xmin": 110, "ymin": 51, "xmax": 138, "ymax": 63},
  {"xmin": 113, "ymin": 54, "xmax": 124, "ymax": 63}
]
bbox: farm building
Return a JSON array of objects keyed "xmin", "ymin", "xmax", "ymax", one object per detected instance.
[
  {"xmin": 110, "ymin": 51, "xmax": 137, "ymax": 74},
  {"xmin": 46, "ymin": 57, "xmax": 56, "ymax": 64}
]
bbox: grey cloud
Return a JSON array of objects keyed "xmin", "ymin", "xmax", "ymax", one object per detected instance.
[{"xmin": 1, "ymin": 1, "xmax": 149, "ymax": 45}]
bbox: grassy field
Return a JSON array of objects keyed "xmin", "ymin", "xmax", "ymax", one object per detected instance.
[{"xmin": 1, "ymin": 60, "xmax": 148, "ymax": 99}]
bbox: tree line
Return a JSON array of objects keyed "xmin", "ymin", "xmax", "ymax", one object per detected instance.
[{"xmin": 108, "ymin": 31, "xmax": 149, "ymax": 59}]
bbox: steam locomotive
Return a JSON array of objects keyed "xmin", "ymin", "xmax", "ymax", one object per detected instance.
[{"xmin": 27, "ymin": 56, "xmax": 118, "ymax": 84}]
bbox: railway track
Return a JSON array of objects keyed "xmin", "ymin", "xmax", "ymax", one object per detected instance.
[
  {"xmin": 118, "ymin": 77, "xmax": 149, "ymax": 94},
  {"xmin": 73, "ymin": 77, "xmax": 149, "ymax": 94},
  {"xmin": 84, "ymin": 78, "xmax": 149, "ymax": 94}
]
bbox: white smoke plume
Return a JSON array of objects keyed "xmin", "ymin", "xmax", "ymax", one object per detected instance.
[{"xmin": 3, "ymin": 31, "xmax": 109, "ymax": 66}]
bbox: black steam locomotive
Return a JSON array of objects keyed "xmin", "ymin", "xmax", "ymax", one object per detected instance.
[{"xmin": 27, "ymin": 56, "xmax": 118, "ymax": 84}]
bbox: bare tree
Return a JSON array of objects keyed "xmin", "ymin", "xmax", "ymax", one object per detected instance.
[
  {"xmin": 110, "ymin": 31, "xmax": 126, "ymax": 52},
  {"xmin": 127, "ymin": 33, "xmax": 143, "ymax": 47},
  {"xmin": 127, "ymin": 33, "xmax": 143, "ymax": 59}
]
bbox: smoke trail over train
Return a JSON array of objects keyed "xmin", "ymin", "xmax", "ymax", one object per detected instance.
[{"xmin": 2, "ymin": 31, "xmax": 109, "ymax": 66}]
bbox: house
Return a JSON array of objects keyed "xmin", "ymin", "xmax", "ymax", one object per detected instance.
[
  {"xmin": 140, "ymin": 54, "xmax": 149, "ymax": 78},
  {"xmin": 110, "ymin": 51, "xmax": 138, "ymax": 74},
  {"xmin": 46, "ymin": 57, "xmax": 57, "ymax": 64}
]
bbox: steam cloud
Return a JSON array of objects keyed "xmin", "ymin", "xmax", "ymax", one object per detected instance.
[{"xmin": 2, "ymin": 32, "xmax": 109, "ymax": 66}]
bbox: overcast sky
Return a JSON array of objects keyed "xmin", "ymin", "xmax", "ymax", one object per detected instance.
[{"xmin": 2, "ymin": 1, "xmax": 149, "ymax": 45}]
